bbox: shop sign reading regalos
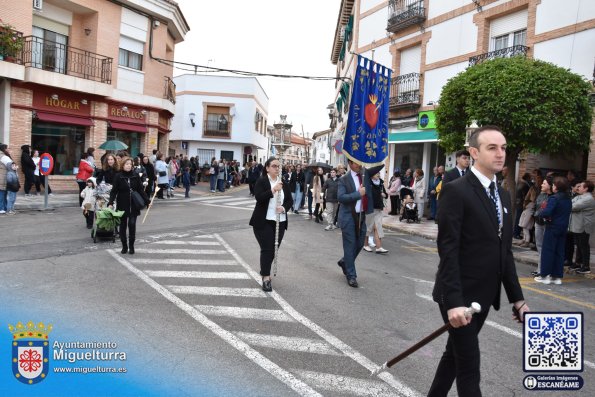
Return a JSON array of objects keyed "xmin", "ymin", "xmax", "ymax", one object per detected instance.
[{"xmin": 109, "ymin": 104, "xmax": 146, "ymax": 121}]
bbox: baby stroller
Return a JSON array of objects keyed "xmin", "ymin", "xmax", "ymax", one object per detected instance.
[
  {"xmin": 91, "ymin": 182, "xmax": 118, "ymax": 243},
  {"xmin": 400, "ymin": 195, "xmax": 420, "ymax": 223}
]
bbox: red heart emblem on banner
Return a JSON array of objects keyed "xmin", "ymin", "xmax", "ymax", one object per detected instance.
[{"xmin": 364, "ymin": 94, "xmax": 379, "ymax": 129}]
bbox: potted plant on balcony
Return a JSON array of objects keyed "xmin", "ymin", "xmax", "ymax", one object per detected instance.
[{"xmin": 0, "ymin": 20, "xmax": 23, "ymax": 63}]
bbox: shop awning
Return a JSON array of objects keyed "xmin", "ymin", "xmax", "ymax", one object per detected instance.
[
  {"xmin": 36, "ymin": 112, "xmax": 94, "ymax": 127},
  {"xmin": 389, "ymin": 129, "xmax": 438, "ymax": 143},
  {"xmin": 108, "ymin": 121, "xmax": 147, "ymax": 133}
]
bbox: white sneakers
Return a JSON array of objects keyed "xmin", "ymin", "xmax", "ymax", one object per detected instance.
[{"xmin": 534, "ymin": 275, "xmax": 562, "ymax": 285}]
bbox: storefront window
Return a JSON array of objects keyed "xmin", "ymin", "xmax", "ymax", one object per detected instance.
[
  {"xmin": 107, "ymin": 129, "xmax": 140, "ymax": 157},
  {"xmin": 32, "ymin": 122, "xmax": 86, "ymax": 175},
  {"xmin": 393, "ymin": 143, "xmax": 424, "ymax": 173},
  {"xmin": 429, "ymin": 143, "xmax": 446, "ymax": 168}
]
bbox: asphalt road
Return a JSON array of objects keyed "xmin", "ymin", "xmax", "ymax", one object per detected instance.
[{"xmin": 1, "ymin": 187, "xmax": 593, "ymax": 396}]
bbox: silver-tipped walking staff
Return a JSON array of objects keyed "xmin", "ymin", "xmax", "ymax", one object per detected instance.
[
  {"xmin": 272, "ymin": 177, "xmax": 283, "ymax": 276},
  {"xmin": 370, "ymin": 302, "xmax": 482, "ymax": 377}
]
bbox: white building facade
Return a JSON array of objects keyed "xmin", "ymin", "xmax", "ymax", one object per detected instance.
[
  {"xmin": 331, "ymin": 0, "xmax": 595, "ymax": 180},
  {"xmin": 170, "ymin": 75, "xmax": 270, "ymax": 166}
]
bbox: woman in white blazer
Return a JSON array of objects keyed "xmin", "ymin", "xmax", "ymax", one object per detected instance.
[{"xmin": 413, "ymin": 168, "xmax": 426, "ymax": 219}]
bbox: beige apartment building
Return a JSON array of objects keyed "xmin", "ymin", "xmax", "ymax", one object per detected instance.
[
  {"xmin": 331, "ymin": 0, "xmax": 595, "ymax": 180},
  {"xmin": 0, "ymin": 0, "xmax": 189, "ymax": 191}
]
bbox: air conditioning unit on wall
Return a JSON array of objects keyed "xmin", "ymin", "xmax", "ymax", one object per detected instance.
[{"xmin": 33, "ymin": 0, "xmax": 43, "ymax": 11}]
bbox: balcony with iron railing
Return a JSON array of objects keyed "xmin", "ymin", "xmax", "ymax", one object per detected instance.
[
  {"xmin": 468, "ymin": 45, "xmax": 529, "ymax": 67},
  {"xmin": 387, "ymin": 0, "xmax": 426, "ymax": 34},
  {"xmin": 21, "ymin": 35, "xmax": 113, "ymax": 83},
  {"xmin": 203, "ymin": 119, "xmax": 231, "ymax": 138},
  {"xmin": 390, "ymin": 72, "xmax": 421, "ymax": 109},
  {"xmin": 164, "ymin": 76, "xmax": 176, "ymax": 104}
]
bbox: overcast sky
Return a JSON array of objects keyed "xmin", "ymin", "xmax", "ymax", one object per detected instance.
[{"xmin": 173, "ymin": 0, "xmax": 341, "ymax": 137}]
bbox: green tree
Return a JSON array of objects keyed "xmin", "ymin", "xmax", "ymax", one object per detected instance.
[{"xmin": 435, "ymin": 56, "xmax": 593, "ymax": 198}]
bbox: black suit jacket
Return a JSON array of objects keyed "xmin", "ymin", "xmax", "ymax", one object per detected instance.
[
  {"xmin": 442, "ymin": 167, "xmax": 466, "ymax": 184},
  {"xmin": 249, "ymin": 176, "xmax": 294, "ymax": 230},
  {"xmin": 432, "ymin": 171, "xmax": 524, "ymax": 312}
]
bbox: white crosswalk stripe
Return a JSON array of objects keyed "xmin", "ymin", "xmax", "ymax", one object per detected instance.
[
  {"xmin": 152, "ymin": 240, "xmax": 221, "ymax": 246},
  {"xmin": 129, "ymin": 258, "xmax": 238, "ymax": 266},
  {"xmin": 111, "ymin": 232, "xmax": 421, "ymax": 397},
  {"xmin": 235, "ymin": 332, "xmax": 342, "ymax": 356},
  {"xmin": 134, "ymin": 248, "xmax": 227, "ymax": 255},
  {"xmin": 145, "ymin": 271, "xmax": 250, "ymax": 279},
  {"xmin": 293, "ymin": 370, "xmax": 402, "ymax": 397},
  {"xmin": 195, "ymin": 305, "xmax": 296, "ymax": 322},
  {"xmin": 200, "ymin": 197, "xmax": 255, "ymax": 204},
  {"xmin": 167, "ymin": 286, "xmax": 268, "ymax": 297}
]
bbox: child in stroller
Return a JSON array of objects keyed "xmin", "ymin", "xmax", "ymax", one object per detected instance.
[{"xmin": 400, "ymin": 194, "xmax": 419, "ymax": 223}]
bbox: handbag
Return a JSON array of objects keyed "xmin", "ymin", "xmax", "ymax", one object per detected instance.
[
  {"xmin": 131, "ymin": 190, "xmax": 145, "ymax": 211},
  {"xmin": 126, "ymin": 178, "xmax": 145, "ymax": 211},
  {"xmin": 158, "ymin": 170, "xmax": 167, "ymax": 177}
]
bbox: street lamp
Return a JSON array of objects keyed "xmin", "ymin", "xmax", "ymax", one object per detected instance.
[{"xmin": 189, "ymin": 112, "xmax": 195, "ymax": 127}]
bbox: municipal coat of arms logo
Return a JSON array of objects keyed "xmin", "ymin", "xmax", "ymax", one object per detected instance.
[{"xmin": 8, "ymin": 321, "xmax": 52, "ymax": 385}]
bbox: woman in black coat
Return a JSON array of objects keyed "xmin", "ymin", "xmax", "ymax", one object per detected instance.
[
  {"xmin": 109, "ymin": 157, "xmax": 149, "ymax": 255},
  {"xmin": 249, "ymin": 157, "xmax": 293, "ymax": 292},
  {"xmin": 142, "ymin": 155, "xmax": 155, "ymax": 196}
]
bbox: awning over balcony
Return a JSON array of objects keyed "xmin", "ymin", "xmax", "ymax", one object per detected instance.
[
  {"xmin": 108, "ymin": 121, "xmax": 147, "ymax": 133},
  {"xmin": 389, "ymin": 129, "xmax": 437, "ymax": 143},
  {"xmin": 35, "ymin": 112, "xmax": 94, "ymax": 127}
]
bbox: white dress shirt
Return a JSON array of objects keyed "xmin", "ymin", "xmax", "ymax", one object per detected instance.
[
  {"xmin": 470, "ymin": 166, "xmax": 503, "ymax": 229},
  {"xmin": 266, "ymin": 175, "xmax": 286, "ymax": 222},
  {"xmin": 350, "ymin": 170, "xmax": 362, "ymax": 213}
]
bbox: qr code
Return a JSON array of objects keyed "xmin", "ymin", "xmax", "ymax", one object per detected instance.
[{"xmin": 524, "ymin": 313, "xmax": 583, "ymax": 372}]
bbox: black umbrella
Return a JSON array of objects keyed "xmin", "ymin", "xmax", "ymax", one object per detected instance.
[{"xmin": 307, "ymin": 162, "xmax": 332, "ymax": 171}]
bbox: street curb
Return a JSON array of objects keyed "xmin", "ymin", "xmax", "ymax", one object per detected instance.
[{"xmin": 382, "ymin": 221, "xmax": 595, "ymax": 280}]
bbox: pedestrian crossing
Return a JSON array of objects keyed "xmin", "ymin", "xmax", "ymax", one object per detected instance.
[
  {"xmin": 108, "ymin": 234, "xmax": 421, "ymax": 397},
  {"xmin": 182, "ymin": 194, "xmax": 315, "ymax": 220}
]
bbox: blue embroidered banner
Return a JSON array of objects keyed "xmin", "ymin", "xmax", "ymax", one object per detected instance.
[{"xmin": 343, "ymin": 55, "xmax": 391, "ymax": 166}]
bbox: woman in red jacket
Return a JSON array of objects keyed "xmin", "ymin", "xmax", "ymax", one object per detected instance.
[{"xmin": 75, "ymin": 153, "xmax": 94, "ymax": 207}]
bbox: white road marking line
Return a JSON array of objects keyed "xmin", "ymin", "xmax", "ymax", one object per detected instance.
[
  {"xmin": 214, "ymin": 234, "xmax": 421, "ymax": 397},
  {"xmin": 200, "ymin": 197, "xmax": 254, "ymax": 204},
  {"xmin": 107, "ymin": 250, "xmax": 321, "ymax": 397},
  {"xmin": 167, "ymin": 286, "xmax": 267, "ymax": 298},
  {"xmin": 129, "ymin": 258, "xmax": 238, "ymax": 266},
  {"xmin": 186, "ymin": 195, "xmax": 233, "ymax": 202},
  {"xmin": 134, "ymin": 249, "xmax": 228, "ymax": 255},
  {"xmin": 235, "ymin": 332, "xmax": 341, "ymax": 356},
  {"xmin": 145, "ymin": 271, "xmax": 250, "ymax": 279},
  {"xmin": 293, "ymin": 370, "xmax": 401, "ymax": 397},
  {"xmin": 402, "ymin": 276, "xmax": 435, "ymax": 284},
  {"xmin": 199, "ymin": 203, "xmax": 253, "ymax": 211},
  {"xmin": 397, "ymin": 237, "xmax": 432, "ymax": 248},
  {"xmin": 152, "ymin": 240, "xmax": 221, "ymax": 246},
  {"xmin": 226, "ymin": 200, "xmax": 257, "ymax": 206},
  {"xmin": 196, "ymin": 305, "xmax": 296, "ymax": 322}
]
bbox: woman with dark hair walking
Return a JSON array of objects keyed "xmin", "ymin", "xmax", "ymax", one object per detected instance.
[
  {"xmin": 249, "ymin": 157, "xmax": 293, "ymax": 292},
  {"xmin": 312, "ymin": 167, "xmax": 325, "ymax": 223},
  {"xmin": 109, "ymin": 157, "xmax": 149, "ymax": 254}
]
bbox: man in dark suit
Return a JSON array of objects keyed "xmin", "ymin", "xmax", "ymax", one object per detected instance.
[
  {"xmin": 442, "ymin": 149, "xmax": 470, "ymax": 184},
  {"xmin": 429, "ymin": 126, "xmax": 529, "ymax": 396},
  {"xmin": 336, "ymin": 160, "xmax": 383, "ymax": 287}
]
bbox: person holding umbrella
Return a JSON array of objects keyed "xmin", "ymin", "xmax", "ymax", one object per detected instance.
[
  {"xmin": 249, "ymin": 157, "xmax": 293, "ymax": 292},
  {"xmin": 109, "ymin": 157, "xmax": 150, "ymax": 254}
]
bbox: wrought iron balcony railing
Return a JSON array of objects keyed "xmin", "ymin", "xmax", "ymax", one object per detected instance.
[
  {"xmin": 390, "ymin": 72, "xmax": 421, "ymax": 108},
  {"xmin": 164, "ymin": 76, "xmax": 176, "ymax": 104},
  {"xmin": 387, "ymin": 0, "xmax": 426, "ymax": 33},
  {"xmin": 468, "ymin": 45, "xmax": 529, "ymax": 67},
  {"xmin": 203, "ymin": 119, "xmax": 231, "ymax": 138},
  {"xmin": 0, "ymin": 27, "xmax": 24, "ymax": 64},
  {"xmin": 22, "ymin": 36, "xmax": 113, "ymax": 83}
]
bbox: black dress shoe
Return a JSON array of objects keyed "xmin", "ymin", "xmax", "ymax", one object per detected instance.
[
  {"xmin": 337, "ymin": 260, "xmax": 346, "ymax": 275},
  {"xmin": 347, "ymin": 278, "xmax": 358, "ymax": 288},
  {"xmin": 262, "ymin": 279, "xmax": 272, "ymax": 292}
]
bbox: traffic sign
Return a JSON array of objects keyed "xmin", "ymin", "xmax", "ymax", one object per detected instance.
[{"xmin": 39, "ymin": 153, "xmax": 54, "ymax": 176}]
